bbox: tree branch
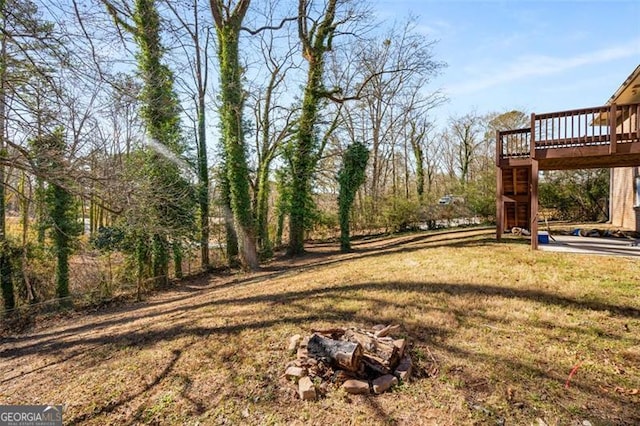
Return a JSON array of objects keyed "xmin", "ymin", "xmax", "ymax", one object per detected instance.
[
  {"xmin": 241, "ymin": 16, "xmax": 298, "ymax": 35},
  {"xmin": 100, "ymin": 0, "xmax": 136, "ymax": 35}
]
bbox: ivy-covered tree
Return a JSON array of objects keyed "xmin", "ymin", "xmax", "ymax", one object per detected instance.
[
  {"xmin": 209, "ymin": 0, "xmax": 259, "ymax": 271},
  {"xmin": 104, "ymin": 0, "xmax": 196, "ymax": 287},
  {"xmin": 216, "ymin": 158, "xmax": 239, "ymax": 265},
  {"xmin": 337, "ymin": 141, "xmax": 368, "ymax": 252},
  {"xmin": 37, "ymin": 129, "xmax": 81, "ymax": 307},
  {"xmin": 274, "ymin": 167, "xmax": 292, "ymax": 248},
  {"xmin": 287, "ymin": 0, "xmax": 340, "ymax": 255}
]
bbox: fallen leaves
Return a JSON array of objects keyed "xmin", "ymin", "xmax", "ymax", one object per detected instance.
[{"xmin": 598, "ymin": 385, "xmax": 639, "ymax": 395}]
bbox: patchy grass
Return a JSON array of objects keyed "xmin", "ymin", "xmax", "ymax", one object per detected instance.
[{"xmin": 1, "ymin": 228, "xmax": 639, "ymax": 425}]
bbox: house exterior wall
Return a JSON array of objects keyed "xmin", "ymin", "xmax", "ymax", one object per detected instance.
[{"xmin": 610, "ymin": 166, "xmax": 639, "ymax": 231}]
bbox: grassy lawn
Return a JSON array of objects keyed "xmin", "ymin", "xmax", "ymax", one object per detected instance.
[{"xmin": 1, "ymin": 228, "xmax": 639, "ymax": 425}]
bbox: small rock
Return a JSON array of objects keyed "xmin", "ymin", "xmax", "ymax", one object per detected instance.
[
  {"xmin": 298, "ymin": 376, "xmax": 316, "ymax": 401},
  {"xmin": 372, "ymin": 324, "xmax": 386, "ymax": 331},
  {"xmin": 393, "ymin": 339, "xmax": 406, "ymax": 358},
  {"xmin": 342, "ymin": 379, "xmax": 370, "ymax": 394},
  {"xmin": 285, "ymin": 360, "xmax": 298, "ymax": 369},
  {"xmin": 318, "ymin": 381, "xmax": 330, "ymax": 395},
  {"xmin": 372, "ymin": 374, "xmax": 398, "ymax": 394},
  {"xmin": 300, "ymin": 336, "xmax": 310, "ymax": 348},
  {"xmin": 285, "ymin": 366, "xmax": 306, "ymax": 380},
  {"xmin": 288, "ymin": 334, "xmax": 302, "ymax": 352},
  {"xmin": 297, "ymin": 347, "xmax": 308, "ymax": 360},
  {"xmin": 394, "ymin": 355, "xmax": 413, "ymax": 382},
  {"xmin": 582, "ymin": 421, "xmax": 593, "ymax": 426}
]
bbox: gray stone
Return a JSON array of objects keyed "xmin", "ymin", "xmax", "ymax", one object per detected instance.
[
  {"xmin": 285, "ymin": 366, "xmax": 306, "ymax": 380},
  {"xmin": 298, "ymin": 376, "xmax": 316, "ymax": 401},
  {"xmin": 342, "ymin": 379, "xmax": 370, "ymax": 394},
  {"xmin": 394, "ymin": 355, "xmax": 413, "ymax": 382},
  {"xmin": 372, "ymin": 374, "xmax": 398, "ymax": 394}
]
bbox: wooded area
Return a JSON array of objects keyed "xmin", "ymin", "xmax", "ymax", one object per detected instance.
[{"xmin": 0, "ymin": 0, "xmax": 608, "ymax": 317}]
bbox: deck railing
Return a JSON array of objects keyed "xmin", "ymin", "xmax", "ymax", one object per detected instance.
[
  {"xmin": 498, "ymin": 102, "xmax": 640, "ymax": 161},
  {"xmin": 496, "ymin": 128, "xmax": 531, "ymax": 162},
  {"xmin": 534, "ymin": 105, "xmax": 610, "ymax": 148}
]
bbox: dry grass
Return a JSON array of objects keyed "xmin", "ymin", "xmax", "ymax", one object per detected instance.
[{"xmin": 1, "ymin": 228, "xmax": 639, "ymax": 425}]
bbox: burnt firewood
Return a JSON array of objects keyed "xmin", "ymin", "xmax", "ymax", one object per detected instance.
[
  {"xmin": 307, "ymin": 333, "xmax": 363, "ymax": 372},
  {"xmin": 342, "ymin": 328, "xmax": 400, "ymax": 370}
]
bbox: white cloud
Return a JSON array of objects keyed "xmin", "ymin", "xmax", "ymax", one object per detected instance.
[
  {"xmin": 415, "ymin": 20, "xmax": 454, "ymax": 38},
  {"xmin": 448, "ymin": 38, "xmax": 640, "ymax": 95}
]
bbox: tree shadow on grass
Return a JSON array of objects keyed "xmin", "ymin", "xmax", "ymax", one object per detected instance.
[
  {"xmin": 2, "ymin": 272, "xmax": 639, "ymax": 423},
  {"xmin": 66, "ymin": 348, "xmax": 182, "ymax": 425},
  {"xmin": 3, "ymin": 275, "xmax": 639, "ymax": 363},
  {"xmin": 2, "ymin": 227, "xmax": 638, "ymax": 422},
  {"xmin": 0, "ymin": 229, "xmax": 498, "ymax": 346}
]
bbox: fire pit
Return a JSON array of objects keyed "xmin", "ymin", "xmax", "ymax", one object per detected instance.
[{"xmin": 282, "ymin": 324, "xmax": 412, "ymax": 400}]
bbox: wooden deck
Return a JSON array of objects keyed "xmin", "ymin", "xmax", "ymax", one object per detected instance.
[
  {"xmin": 496, "ymin": 102, "xmax": 640, "ymax": 249},
  {"xmin": 497, "ymin": 102, "xmax": 640, "ymax": 170}
]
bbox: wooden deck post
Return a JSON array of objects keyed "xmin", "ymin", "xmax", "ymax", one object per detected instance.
[
  {"xmin": 496, "ymin": 130, "xmax": 503, "ymax": 241},
  {"xmin": 530, "ymin": 113, "xmax": 536, "ymax": 159},
  {"xmin": 530, "ymin": 159, "xmax": 539, "ymax": 250},
  {"xmin": 529, "ymin": 113, "xmax": 538, "ymax": 250},
  {"xmin": 496, "ymin": 168, "xmax": 503, "ymax": 241},
  {"xmin": 609, "ymin": 103, "xmax": 617, "ymax": 154}
]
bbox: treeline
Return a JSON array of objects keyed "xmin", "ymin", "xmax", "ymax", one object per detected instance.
[{"xmin": 0, "ymin": 0, "xmax": 604, "ymax": 316}]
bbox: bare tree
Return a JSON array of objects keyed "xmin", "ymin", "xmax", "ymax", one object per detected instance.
[
  {"xmin": 326, "ymin": 16, "xmax": 444, "ymax": 217},
  {"xmin": 448, "ymin": 112, "xmax": 484, "ymax": 185},
  {"xmin": 245, "ymin": 12, "xmax": 299, "ymax": 257}
]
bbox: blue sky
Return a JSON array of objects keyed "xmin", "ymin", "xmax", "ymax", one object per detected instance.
[{"xmin": 373, "ymin": 0, "xmax": 640, "ymax": 128}]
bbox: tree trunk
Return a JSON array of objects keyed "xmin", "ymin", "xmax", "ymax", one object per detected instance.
[
  {"xmin": 370, "ymin": 120, "xmax": 380, "ymax": 208},
  {"xmin": 288, "ymin": 0, "xmax": 338, "ymax": 255},
  {"xmin": 415, "ymin": 144, "xmax": 425, "ymax": 202},
  {"xmin": 212, "ymin": 3, "xmax": 259, "ymax": 270},
  {"xmin": 288, "ymin": 55, "xmax": 321, "ymax": 255},
  {"xmin": 19, "ymin": 172, "xmax": 35, "ymax": 303},
  {"xmin": 219, "ymin": 164, "xmax": 239, "ymax": 264},
  {"xmin": 151, "ymin": 233, "xmax": 169, "ymax": 287},
  {"xmin": 255, "ymin": 163, "xmax": 272, "ymax": 258},
  {"xmin": 50, "ymin": 179, "xmax": 74, "ymax": 309},
  {"xmin": 35, "ymin": 177, "xmax": 45, "ymax": 245},
  {"xmin": 172, "ymin": 241, "xmax": 183, "ymax": 279},
  {"xmin": 191, "ymin": 3, "xmax": 210, "ymax": 270},
  {"xmin": 288, "ymin": 175, "xmax": 308, "ymax": 256},
  {"xmin": 0, "ymin": 22, "xmax": 14, "ymax": 313},
  {"xmin": 197, "ymin": 91, "xmax": 210, "ymax": 269}
]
